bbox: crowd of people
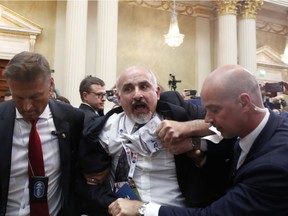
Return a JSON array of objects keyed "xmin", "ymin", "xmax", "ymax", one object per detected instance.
[{"xmin": 1, "ymin": 51, "xmax": 288, "ymax": 216}]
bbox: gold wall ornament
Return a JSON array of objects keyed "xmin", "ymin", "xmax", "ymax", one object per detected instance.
[
  {"xmin": 214, "ymin": 0, "xmax": 239, "ymax": 16},
  {"xmin": 119, "ymin": 0, "xmax": 212, "ymax": 17},
  {"xmin": 238, "ymin": 0, "xmax": 263, "ymax": 19},
  {"xmin": 256, "ymin": 20, "xmax": 288, "ymax": 35}
]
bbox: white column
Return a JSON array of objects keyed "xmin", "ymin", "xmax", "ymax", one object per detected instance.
[
  {"xmin": 214, "ymin": 0, "xmax": 238, "ymax": 67},
  {"xmin": 238, "ymin": 0, "xmax": 263, "ymax": 75},
  {"xmin": 63, "ymin": 0, "xmax": 88, "ymax": 107},
  {"xmin": 195, "ymin": 16, "xmax": 211, "ymax": 94},
  {"xmin": 238, "ymin": 19, "xmax": 256, "ymax": 73},
  {"xmin": 95, "ymin": 0, "xmax": 118, "ymax": 112}
]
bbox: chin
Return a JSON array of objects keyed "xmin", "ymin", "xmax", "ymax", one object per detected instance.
[{"xmin": 132, "ymin": 113, "xmax": 151, "ymax": 124}]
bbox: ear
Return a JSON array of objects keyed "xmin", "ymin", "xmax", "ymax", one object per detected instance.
[
  {"xmin": 156, "ymin": 86, "xmax": 161, "ymax": 100},
  {"xmin": 82, "ymin": 91, "xmax": 89, "ymax": 101},
  {"xmin": 49, "ymin": 77, "xmax": 55, "ymax": 98},
  {"xmin": 238, "ymin": 93, "xmax": 251, "ymax": 109},
  {"xmin": 115, "ymin": 92, "xmax": 121, "ymax": 106}
]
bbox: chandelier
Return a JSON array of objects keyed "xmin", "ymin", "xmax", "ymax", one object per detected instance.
[{"xmin": 164, "ymin": 0, "xmax": 184, "ymax": 48}]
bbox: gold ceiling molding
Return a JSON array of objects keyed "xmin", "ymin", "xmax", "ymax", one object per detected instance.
[
  {"xmin": 119, "ymin": 0, "xmax": 212, "ymax": 17},
  {"xmin": 238, "ymin": 0, "xmax": 264, "ymax": 19},
  {"xmin": 214, "ymin": 0, "xmax": 238, "ymax": 16},
  {"xmin": 256, "ymin": 20, "xmax": 288, "ymax": 36}
]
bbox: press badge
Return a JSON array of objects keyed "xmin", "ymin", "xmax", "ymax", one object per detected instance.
[{"xmin": 30, "ymin": 176, "xmax": 48, "ymax": 202}]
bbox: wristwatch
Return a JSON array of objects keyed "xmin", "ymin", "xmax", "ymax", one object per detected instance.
[{"xmin": 138, "ymin": 202, "xmax": 149, "ymax": 216}]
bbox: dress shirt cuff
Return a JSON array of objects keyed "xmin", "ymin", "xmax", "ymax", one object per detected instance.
[{"xmin": 144, "ymin": 202, "xmax": 161, "ymax": 216}]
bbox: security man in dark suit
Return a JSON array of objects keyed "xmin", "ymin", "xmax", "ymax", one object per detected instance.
[
  {"xmin": 109, "ymin": 65, "xmax": 288, "ymax": 216},
  {"xmin": 0, "ymin": 51, "xmax": 84, "ymax": 216}
]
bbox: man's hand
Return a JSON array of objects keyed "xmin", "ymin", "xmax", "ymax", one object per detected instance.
[
  {"xmin": 108, "ymin": 198, "xmax": 143, "ymax": 216},
  {"xmin": 83, "ymin": 167, "xmax": 110, "ymax": 185},
  {"xmin": 163, "ymin": 137, "xmax": 206, "ymax": 166},
  {"xmin": 156, "ymin": 119, "xmax": 212, "ymax": 144},
  {"xmin": 162, "ymin": 137, "xmax": 195, "ymax": 155}
]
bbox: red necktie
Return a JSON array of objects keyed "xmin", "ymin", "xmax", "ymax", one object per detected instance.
[{"xmin": 28, "ymin": 120, "xmax": 50, "ymax": 216}]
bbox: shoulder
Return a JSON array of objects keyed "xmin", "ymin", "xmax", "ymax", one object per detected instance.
[
  {"xmin": 49, "ymin": 99, "xmax": 84, "ymax": 118},
  {"xmin": 0, "ymin": 100, "xmax": 15, "ymax": 114}
]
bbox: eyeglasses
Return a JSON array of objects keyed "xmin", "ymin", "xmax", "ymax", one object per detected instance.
[{"xmin": 89, "ymin": 92, "xmax": 106, "ymax": 98}]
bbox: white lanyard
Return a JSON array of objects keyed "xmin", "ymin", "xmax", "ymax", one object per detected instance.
[{"xmin": 122, "ymin": 145, "xmax": 138, "ymax": 179}]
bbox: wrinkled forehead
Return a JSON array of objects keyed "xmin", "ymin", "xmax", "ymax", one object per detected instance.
[{"xmin": 119, "ymin": 69, "xmax": 152, "ymax": 87}]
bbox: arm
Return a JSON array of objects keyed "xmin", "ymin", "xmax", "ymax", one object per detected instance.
[{"xmin": 77, "ymin": 116, "xmax": 117, "ymax": 214}]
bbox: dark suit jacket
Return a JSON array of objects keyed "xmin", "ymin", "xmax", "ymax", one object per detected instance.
[
  {"xmin": 79, "ymin": 103, "xmax": 104, "ymax": 126},
  {"xmin": 159, "ymin": 111, "xmax": 288, "ymax": 216},
  {"xmin": 0, "ymin": 99, "xmax": 84, "ymax": 216},
  {"xmin": 78, "ymin": 91, "xmax": 234, "ymax": 215}
]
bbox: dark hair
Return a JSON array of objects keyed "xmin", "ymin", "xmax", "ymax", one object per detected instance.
[
  {"xmin": 79, "ymin": 76, "xmax": 105, "ymax": 100},
  {"xmin": 3, "ymin": 51, "xmax": 51, "ymax": 82}
]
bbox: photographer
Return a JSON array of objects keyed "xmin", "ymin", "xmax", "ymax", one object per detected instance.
[{"xmin": 261, "ymin": 82, "xmax": 287, "ymax": 111}]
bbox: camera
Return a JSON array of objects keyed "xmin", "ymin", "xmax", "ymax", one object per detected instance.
[
  {"xmin": 264, "ymin": 82, "xmax": 284, "ymax": 93},
  {"xmin": 168, "ymin": 74, "xmax": 181, "ymax": 91},
  {"xmin": 106, "ymin": 90, "xmax": 114, "ymax": 97},
  {"xmin": 184, "ymin": 89, "xmax": 197, "ymax": 97}
]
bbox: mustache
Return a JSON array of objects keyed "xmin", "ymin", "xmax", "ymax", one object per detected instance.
[{"xmin": 132, "ymin": 98, "xmax": 148, "ymax": 107}]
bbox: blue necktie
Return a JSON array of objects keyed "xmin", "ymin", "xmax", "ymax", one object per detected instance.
[{"xmin": 232, "ymin": 138, "xmax": 241, "ymax": 176}]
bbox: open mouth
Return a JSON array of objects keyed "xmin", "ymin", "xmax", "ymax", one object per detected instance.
[{"xmin": 132, "ymin": 102, "xmax": 148, "ymax": 112}]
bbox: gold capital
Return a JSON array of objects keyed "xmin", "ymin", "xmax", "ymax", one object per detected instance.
[
  {"xmin": 238, "ymin": 0, "xmax": 263, "ymax": 19},
  {"xmin": 214, "ymin": 0, "xmax": 239, "ymax": 16}
]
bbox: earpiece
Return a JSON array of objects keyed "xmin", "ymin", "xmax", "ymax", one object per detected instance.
[{"xmin": 253, "ymin": 104, "xmax": 266, "ymax": 113}]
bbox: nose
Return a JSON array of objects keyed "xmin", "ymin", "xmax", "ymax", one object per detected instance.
[
  {"xmin": 22, "ymin": 99, "xmax": 33, "ymax": 111},
  {"xmin": 204, "ymin": 112, "xmax": 214, "ymax": 124},
  {"xmin": 133, "ymin": 87, "xmax": 143, "ymax": 99}
]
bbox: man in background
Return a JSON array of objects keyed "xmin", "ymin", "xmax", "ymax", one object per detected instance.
[{"xmin": 79, "ymin": 76, "xmax": 106, "ymax": 125}]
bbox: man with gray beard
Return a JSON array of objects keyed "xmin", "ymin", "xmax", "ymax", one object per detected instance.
[{"xmin": 78, "ymin": 66, "xmax": 233, "ymax": 215}]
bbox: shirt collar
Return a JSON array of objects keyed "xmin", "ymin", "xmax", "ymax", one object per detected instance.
[
  {"xmin": 16, "ymin": 104, "xmax": 50, "ymax": 120},
  {"xmin": 239, "ymin": 108, "xmax": 270, "ymax": 153}
]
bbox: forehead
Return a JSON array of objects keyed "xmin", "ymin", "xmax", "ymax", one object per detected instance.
[
  {"xmin": 90, "ymin": 84, "xmax": 105, "ymax": 91},
  {"xmin": 119, "ymin": 69, "xmax": 152, "ymax": 86}
]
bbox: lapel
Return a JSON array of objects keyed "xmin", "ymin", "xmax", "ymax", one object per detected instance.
[
  {"xmin": 243, "ymin": 111, "xmax": 281, "ymax": 166},
  {"xmin": 232, "ymin": 111, "xmax": 283, "ymax": 184},
  {"xmin": 0, "ymin": 101, "xmax": 16, "ymax": 211},
  {"xmin": 49, "ymin": 100, "xmax": 71, "ymax": 168}
]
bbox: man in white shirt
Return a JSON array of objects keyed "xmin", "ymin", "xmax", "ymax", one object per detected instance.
[{"xmin": 79, "ymin": 66, "xmax": 233, "ymax": 215}]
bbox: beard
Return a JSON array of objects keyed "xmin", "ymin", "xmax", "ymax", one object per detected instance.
[{"xmin": 131, "ymin": 111, "xmax": 152, "ymax": 125}]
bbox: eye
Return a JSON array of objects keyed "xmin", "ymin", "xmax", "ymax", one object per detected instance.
[
  {"xmin": 122, "ymin": 85, "xmax": 133, "ymax": 93},
  {"xmin": 207, "ymin": 106, "xmax": 220, "ymax": 114},
  {"xmin": 140, "ymin": 83, "xmax": 151, "ymax": 91}
]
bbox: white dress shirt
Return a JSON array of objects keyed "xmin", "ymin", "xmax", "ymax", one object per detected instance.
[
  {"xmin": 6, "ymin": 105, "xmax": 62, "ymax": 216},
  {"xmin": 237, "ymin": 109, "xmax": 270, "ymax": 169},
  {"xmin": 99, "ymin": 112, "xmax": 186, "ymax": 207}
]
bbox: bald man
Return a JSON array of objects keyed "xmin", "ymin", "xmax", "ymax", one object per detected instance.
[{"xmin": 109, "ymin": 65, "xmax": 288, "ymax": 216}]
